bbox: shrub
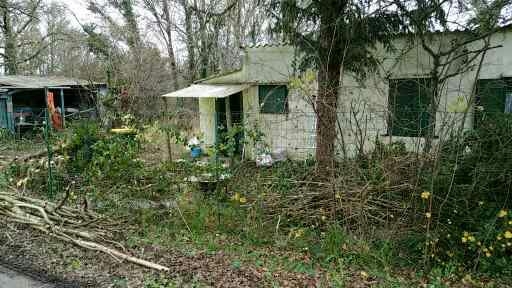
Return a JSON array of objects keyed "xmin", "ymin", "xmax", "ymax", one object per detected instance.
[
  {"xmin": 426, "ymin": 118, "xmax": 512, "ymax": 275},
  {"xmin": 87, "ymin": 133, "xmax": 141, "ymax": 181},
  {"xmin": 65, "ymin": 122, "xmax": 101, "ymax": 174},
  {"xmin": 64, "ymin": 122, "xmax": 141, "ymax": 181}
]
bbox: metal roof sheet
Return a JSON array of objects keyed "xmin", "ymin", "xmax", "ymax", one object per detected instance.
[
  {"xmin": 244, "ymin": 42, "xmax": 292, "ymax": 49},
  {"xmin": 162, "ymin": 84, "xmax": 250, "ymax": 98},
  {"xmin": 0, "ymin": 76, "xmax": 93, "ymax": 89},
  {"xmin": 194, "ymin": 69, "xmax": 243, "ymax": 84}
]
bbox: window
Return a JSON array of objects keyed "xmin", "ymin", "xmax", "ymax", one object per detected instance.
[
  {"xmin": 476, "ymin": 78, "xmax": 512, "ymax": 113},
  {"xmin": 388, "ymin": 78, "xmax": 433, "ymax": 137},
  {"xmin": 259, "ymin": 85, "xmax": 288, "ymax": 114},
  {"xmin": 475, "ymin": 78, "xmax": 512, "ymax": 128},
  {"xmin": 505, "ymin": 91, "xmax": 512, "ymax": 113}
]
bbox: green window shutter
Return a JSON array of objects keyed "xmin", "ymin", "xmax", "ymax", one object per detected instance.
[
  {"xmin": 0, "ymin": 98, "xmax": 7, "ymax": 129},
  {"xmin": 477, "ymin": 79, "xmax": 506, "ymax": 112},
  {"xmin": 389, "ymin": 78, "xmax": 432, "ymax": 137},
  {"xmin": 259, "ymin": 85, "xmax": 288, "ymax": 114},
  {"xmin": 475, "ymin": 78, "xmax": 512, "ymax": 129}
]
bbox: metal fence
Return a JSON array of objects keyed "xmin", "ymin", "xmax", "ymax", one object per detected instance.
[{"xmin": 160, "ymin": 109, "xmax": 481, "ymax": 161}]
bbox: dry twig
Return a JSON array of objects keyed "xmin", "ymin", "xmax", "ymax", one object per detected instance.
[{"xmin": 0, "ymin": 191, "xmax": 170, "ymax": 272}]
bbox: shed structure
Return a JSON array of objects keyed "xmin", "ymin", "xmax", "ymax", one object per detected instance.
[
  {"xmin": 0, "ymin": 76, "xmax": 105, "ymax": 133},
  {"xmin": 163, "ymin": 30, "xmax": 512, "ymax": 160}
]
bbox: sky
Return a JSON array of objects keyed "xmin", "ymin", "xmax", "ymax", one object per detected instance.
[
  {"xmin": 50, "ymin": 0, "xmax": 183, "ymax": 58},
  {"xmin": 52, "ymin": 0, "xmax": 95, "ymax": 26}
]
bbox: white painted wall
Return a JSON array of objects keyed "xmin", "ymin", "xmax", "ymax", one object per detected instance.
[
  {"xmin": 243, "ymin": 86, "xmax": 316, "ymax": 160},
  {"xmin": 199, "ymin": 98, "xmax": 216, "ymax": 145},
  {"xmin": 196, "ymin": 30, "xmax": 512, "ymax": 160}
]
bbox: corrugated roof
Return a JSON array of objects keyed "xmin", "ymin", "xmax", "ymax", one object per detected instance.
[
  {"xmin": 194, "ymin": 69, "xmax": 243, "ymax": 84},
  {"xmin": 244, "ymin": 24, "xmax": 512, "ymax": 48},
  {"xmin": 162, "ymin": 84, "xmax": 250, "ymax": 98},
  {"xmin": 244, "ymin": 42, "xmax": 292, "ymax": 49},
  {"xmin": 0, "ymin": 76, "xmax": 94, "ymax": 89}
]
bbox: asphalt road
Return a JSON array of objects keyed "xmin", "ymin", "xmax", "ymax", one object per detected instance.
[{"xmin": 0, "ymin": 265, "xmax": 54, "ymax": 288}]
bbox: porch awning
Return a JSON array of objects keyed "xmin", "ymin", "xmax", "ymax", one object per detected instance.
[{"xmin": 161, "ymin": 84, "xmax": 250, "ymax": 98}]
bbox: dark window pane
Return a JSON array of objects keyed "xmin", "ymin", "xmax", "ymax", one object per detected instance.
[
  {"xmin": 388, "ymin": 78, "xmax": 433, "ymax": 137},
  {"xmin": 475, "ymin": 78, "xmax": 512, "ymax": 128},
  {"xmin": 259, "ymin": 85, "xmax": 288, "ymax": 114}
]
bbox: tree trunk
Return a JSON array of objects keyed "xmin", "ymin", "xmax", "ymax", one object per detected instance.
[
  {"xmin": 161, "ymin": 0, "xmax": 182, "ymax": 109},
  {"xmin": 162, "ymin": 0, "xmax": 179, "ymax": 92},
  {"xmin": 118, "ymin": 0, "xmax": 141, "ymax": 52},
  {"xmin": 424, "ymin": 56, "xmax": 441, "ymax": 153},
  {"xmin": 182, "ymin": 0, "xmax": 196, "ymax": 83},
  {"xmin": 1, "ymin": 0, "xmax": 18, "ymax": 75},
  {"xmin": 233, "ymin": 0, "xmax": 241, "ymax": 49},
  {"xmin": 198, "ymin": 0, "xmax": 208, "ymax": 78},
  {"xmin": 315, "ymin": 63, "xmax": 340, "ymax": 176},
  {"xmin": 315, "ymin": 1, "xmax": 343, "ymax": 177},
  {"xmin": 162, "ymin": 0, "xmax": 181, "ymax": 109}
]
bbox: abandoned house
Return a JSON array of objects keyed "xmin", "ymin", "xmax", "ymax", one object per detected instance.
[
  {"xmin": 163, "ymin": 27, "xmax": 512, "ymax": 160},
  {"xmin": 0, "ymin": 76, "xmax": 106, "ymax": 133}
]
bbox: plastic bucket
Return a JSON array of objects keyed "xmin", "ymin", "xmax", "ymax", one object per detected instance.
[{"xmin": 191, "ymin": 146, "xmax": 202, "ymax": 158}]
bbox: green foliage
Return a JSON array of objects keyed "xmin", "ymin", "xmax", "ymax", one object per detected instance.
[
  {"xmin": 0, "ymin": 128, "xmax": 12, "ymax": 141},
  {"xmin": 64, "ymin": 121, "xmax": 141, "ymax": 180},
  {"xmin": 82, "ymin": 24, "xmax": 112, "ymax": 57},
  {"xmin": 319, "ymin": 224, "xmax": 348, "ymax": 262},
  {"xmin": 271, "ymin": 0, "xmax": 402, "ymax": 77},
  {"xmin": 87, "ymin": 134, "xmax": 141, "ymax": 181},
  {"xmin": 427, "ymin": 118, "xmax": 512, "ymax": 275},
  {"xmin": 426, "ymin": 263, "xmax": 458, "ymax": 288},
  {"xmin": 215, "ymin": 123, "xmax": 267, "ymax": 158},
  {"xmin": 8, "ymin": 119, "xmax": 512, "ymax": 285},
  {"xmin": 143, "ymin": 275, "xmax": 205, "ymax": 288},
  {"xmin": 143, "ymin": 275, "xmax": 176, "ymax": 288},
  {"xmin": 313, "ymin": 228, "xmax": 397, "ymax": 272},
  {"xmin": 0, "ymin": 169, "xmax": 8, "ymax": 190},
  {"xmin": 65, "ymin": 122, "xmax": 101, "ymax": 174},
  {"xmin": 214, "ymin": 125, "xmax": 243, "ymax": 157},
  {"xmin": 372, "ymin": 141, "xmax": 407, "ymax": 158},
  {"xmin": 2, "ymin": 122, "xmax": 145, "ymax": 205}
]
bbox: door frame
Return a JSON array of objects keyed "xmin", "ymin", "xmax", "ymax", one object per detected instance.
[{"xmin": 214, "ymin": 92, "xmax": 244, "ymax": 157}]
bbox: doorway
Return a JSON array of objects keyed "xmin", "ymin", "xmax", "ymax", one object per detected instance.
[{"xmin": 215, "ymin": 92, "xmax": 244, "ymax": 157}]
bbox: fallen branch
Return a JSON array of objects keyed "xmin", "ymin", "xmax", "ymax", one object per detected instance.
[
  {"xmin": 65, "ymin": 237, "xmax": 169, "ymax": 272},
  {"xmin": 0, "ymin": 191, "xmax": 170, "ymax": 272},
  {"xmin": 10, "ymin": 144, "xmax": 67, "ymax": 164}
]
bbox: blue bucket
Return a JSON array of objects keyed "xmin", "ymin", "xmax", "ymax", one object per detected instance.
[{"xmin": 191, "ymin": 146, "xmax": 202, "ymax": 158}]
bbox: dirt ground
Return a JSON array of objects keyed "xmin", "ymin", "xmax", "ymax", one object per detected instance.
[
  {"xmin": 0, "ymin": 140, "xmax": 46, "ymax": 171},
  {"xmin": 0, "ymin": 219, "xmax": 323, "ymax": 287},
  {"xmin": 0, "ymin": 138, "xmax": 325, "ymax": 287},
  {"xmin": 0, "ymin": 146, "xmax": 15, "ymax": 171}
]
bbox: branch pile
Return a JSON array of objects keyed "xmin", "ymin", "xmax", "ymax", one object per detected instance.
[
  {"xmin": 0, "ymin": 191, "xmax": 169, "ymax": 272},
  {"xmin": 256, "ymin": 155, "xmax": 421, "ymax": 228}
]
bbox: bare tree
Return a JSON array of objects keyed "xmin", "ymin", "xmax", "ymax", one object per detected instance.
[
  {"xmin": 88, "ymin": 0, "xmax": 142, "ymax": 53},
  {"xmin": 0, "ymin": 0, "xmax": 47, "ymax": 75},
  {"xmin": 143, "ymin": 0, "xmax": 180, "ymax": 92},
  {"xmin": 180, "ymin": 0, "xmax": 196, "ymax": 82}
]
